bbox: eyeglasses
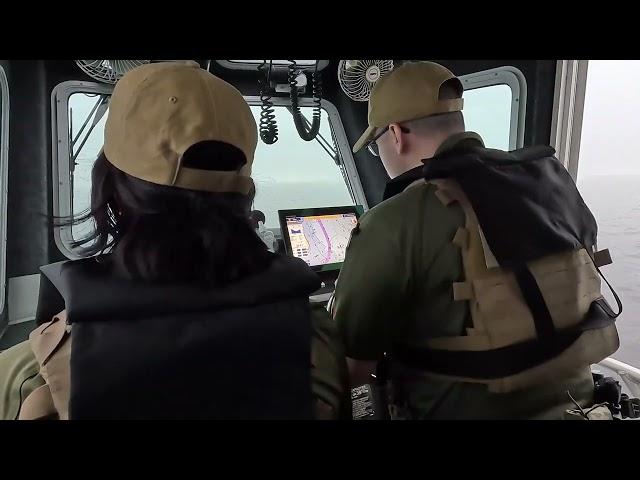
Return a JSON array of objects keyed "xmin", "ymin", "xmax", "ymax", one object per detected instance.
[{"xmin": 366, "ymin": 125, "xmax": 411, "ymax": 157}]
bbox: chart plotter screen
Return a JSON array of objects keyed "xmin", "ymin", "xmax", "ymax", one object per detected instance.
[{"xmin": 279, "ymin": 206, "xmax": 363, "ymax": 271}]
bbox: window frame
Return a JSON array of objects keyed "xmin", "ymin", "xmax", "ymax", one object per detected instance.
[
  {"xmin": 52, "ymin": 81, "xmax": 367, "ymax": 259},
  {"xmin": 51, "ymin": 80, "xmax": 113, "ymax": 259},
  {"xmin": 0, "ymin": 65, "xmax": 9, "ymax": 316},
  {"xmin": 217, "ymin": 60, "xmax": 330, "ymax": 72},
  {"xmin": 550, "ymin": 60, "xmax": 588, "ymax": 180},
  {"xmin": 459, "ymin": 66, "xmax": 527, "ymax": 150}
]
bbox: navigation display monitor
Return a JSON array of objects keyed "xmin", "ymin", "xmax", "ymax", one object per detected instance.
[{"xmin": 278, "ymin": 206, "xmax": 364, "ymax": 272}]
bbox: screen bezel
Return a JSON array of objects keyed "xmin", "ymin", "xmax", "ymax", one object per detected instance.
[{"xmin": 278, "ymin": 205, "xmax": 364, "ymax": 272}]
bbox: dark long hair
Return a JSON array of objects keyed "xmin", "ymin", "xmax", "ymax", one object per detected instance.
[{"xmin": 59, "ymin": 142, "xmax": 273, "ymax": 286}]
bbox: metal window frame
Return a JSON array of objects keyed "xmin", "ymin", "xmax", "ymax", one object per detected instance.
[
  {"xmin": 549, "ymin": 60, "xmax": 589, "ymax": 180},
  {"xmin": 51, "ymin": 80, "xmax": 114, "ymax": 260},
  {"xmin": 217, "ymin": 60, "xmax": 330, "ymax": 72},
  {"xmin": 52, "ymin": 81, "xmax": 367, "ymax": 258},
  {"xmin": 0, "ymin": 65, "xmax": 9, "ymax": 316},
  {"xmin": 459, "ymin": 66, "xmax": 527, "ymax": 150}
]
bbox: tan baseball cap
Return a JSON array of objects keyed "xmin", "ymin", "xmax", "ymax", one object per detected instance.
[
  {"xmin": 104, "ymin": 61, "xmax": 258, "ymax": 195},
  {"xmin": 352, "ymin": 61, "xmax": 464, "ymax": 153}
]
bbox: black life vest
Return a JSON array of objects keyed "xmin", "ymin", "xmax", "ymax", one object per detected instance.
[{"xmin": 36, "ymin": 254, "xmax": 320, "ymax": 419}]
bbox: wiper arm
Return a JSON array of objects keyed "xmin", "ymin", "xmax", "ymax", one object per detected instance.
[{"xmin": 71, "ymin": 94, "xmax": 110, "ymax": 166}]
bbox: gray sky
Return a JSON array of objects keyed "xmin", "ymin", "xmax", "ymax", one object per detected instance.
[{"xmin": 578, "ymin": 60, "xmax": 640, "ymax": 179}]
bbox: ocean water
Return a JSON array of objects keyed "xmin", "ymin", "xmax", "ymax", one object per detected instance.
[{"xmin": 578, "ymin": 176, "xmax": 640, "ymax": 367}]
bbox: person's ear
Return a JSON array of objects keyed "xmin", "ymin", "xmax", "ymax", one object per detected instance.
[{"xmin": 389, "ymin": 123, "xmax": 407, "ymax": 155}]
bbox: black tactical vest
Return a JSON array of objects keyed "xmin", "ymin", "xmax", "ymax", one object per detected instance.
[{"xmin": 36, "ymin": 255, "xmax": 320, "ymax": 419}]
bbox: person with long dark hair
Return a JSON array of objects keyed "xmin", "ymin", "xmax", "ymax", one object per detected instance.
[{"xmin": 0, "ymin": 61, "xmax": 348, "ymax": 420}]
